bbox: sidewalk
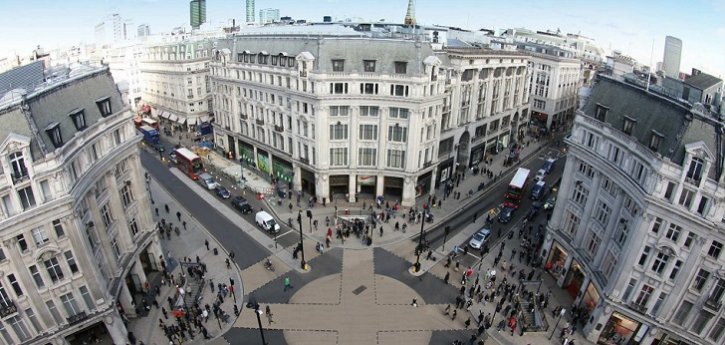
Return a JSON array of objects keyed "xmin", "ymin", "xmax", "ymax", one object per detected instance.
[{"xmin": 126, "ymin": 177, "xmax": 243, "ymax": 345}]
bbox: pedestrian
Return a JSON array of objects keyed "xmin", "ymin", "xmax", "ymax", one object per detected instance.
[
  {"xmin": 411, "ymin": 297, "xmax": 418, "ymax": 307},
  {"xmin": 465, "ymin": 317, "xmax": 471, "ymax": 329},
  {"xmin": 176, "ymin": 211, "xmax": 181, "ymax": 222},
  {"xmin": 266, "ymin": 305, "xmax": 274, "ymax": 324},
  {"xmin": 161, "ymin": 307, "xmax": 168, "ymax": 319},
  {"xmin": 164, "ymin": 204, "xmax": 169, "ymax": 213},
  {"xmin": 451, "ymin": 309, "xmax": 457, "ymax": 321},
  {"xmin": 182, "ymin": 221, "xmax": 187, "ymax": 230},
  {"xmin": 225, "ymin": 258, "xmax": 230, "ymax": 269},
  {"xmin": 444, "ymin": 272, "xmax": 450, "ymax": 285},
  {"xmin": 444, "ymin": 304, "xmax": 451, "ymax": 315},
  {"xmin": 209, "ymin": 279, "xmax": 214, "ymax": 292},
  {"xmin": 379, "ymin": 226, "xmax": 383, "ymax": 237},
  {"xmin": 205, "ymin": 239, "xmax": 209, "ymax": 250},
  {"xmin": 283, "ymin": 277, "xmax": 293, "ymax": 291}
]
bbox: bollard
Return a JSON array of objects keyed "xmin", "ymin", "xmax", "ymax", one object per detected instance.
[{"xmin": 213, "ymin": 248, "xmax": 219, "ymax": 255}]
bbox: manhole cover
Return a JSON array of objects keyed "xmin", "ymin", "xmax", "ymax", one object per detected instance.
[{"xmin": 352, "ymin": 285, "xmax": 367, "ymax": 295}]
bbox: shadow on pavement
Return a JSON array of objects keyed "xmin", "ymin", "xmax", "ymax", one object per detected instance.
[{"xmin": 373, "ymin": 248, "xmax": 459, "ymax": 304}]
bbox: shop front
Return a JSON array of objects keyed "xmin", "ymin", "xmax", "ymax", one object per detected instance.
[
  {"xmin": 531, "ymin": 110, "xmax": 550, "ymax": 134},
  {"xmin": 545, "ymin": 241, "xmax": 568, "ymax": 281},
  {"xmin": 300, "ymin": 168, "xmax": 316, "ymax": 196},
  {"xmin": 579, "ymin": 281, "xmax": 600, "ymax": 322},
  {"xmin": 416, "ymin": 171, "xmax": 432, "ymax": 198},
  {"xmin": 357, "ymin": 175, "xmax": 377, "ymax": 197},
  {"xmin": 272, "ymin": 156, "xmax": 294, "ymax": 184},
  {"xmin": 486, "ymin": 138, "xmax": 499, "ymax": 155},
  {"xmin": 436, "ymin": 158, "xmax": 454, "ymax": 188},
  {"xmin": 227, "ymin": 135, "xmax": 237, "ymax": 160},
  {"xmin": 329, "ymin": 175, "xmax": 349, "ymax": 200},
  {"xmin": 384, "ymin": 176, "xmax": 404, "ymax": 200},
  {"xmin": 598, "ymin": 312, "xmax": 642, "ymax": 345},
  {"xmin": 469, "ymin": 143, "xmax": 485, "ymax": 167},
  {"xmin": 564, "ymin": 259, "xmax": 585, "ymax": 299},
  {"xmin": 257, "ymin": 149, "xmax": 271, "ymax": 175},
  {"xmin": 238, "ymin": 140, "xmax": 255, "ymax": 167},
  {"xmin": 498, "ymin": 131, "xmax": 511, "ymax": 150}
]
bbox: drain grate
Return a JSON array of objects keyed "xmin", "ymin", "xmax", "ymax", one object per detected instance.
[{"xmin": 352, "ymin": 285, "xmax": 367, "ymax": 295}]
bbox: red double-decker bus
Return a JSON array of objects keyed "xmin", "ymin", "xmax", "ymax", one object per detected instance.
[
  {"xmin": 504, "ymin": 168, "xmax": 530, "ymax": 209},
  {"xmin": 174, "ymin": 147, "xmax": 204, "ymax": 180}
]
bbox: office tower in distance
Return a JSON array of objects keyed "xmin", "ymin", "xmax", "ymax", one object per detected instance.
[
  {"xmin": 663, "ymin": 35, "xmax": 682, "ymax": 78},
  {"xmin": 259, "ymin": 8, "xmax": 280, "ymax": 24},
  {"xmin": 246, "ymin": 0, "xmax": 255, "ymax": 23},
  {"xmin": 190, "ymin": 0, "xmax": 206, "ymax": 29}
]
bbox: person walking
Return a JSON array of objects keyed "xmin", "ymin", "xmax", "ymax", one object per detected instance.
[
  {"xmin": 283, "ymin": 277, "xmax": 293, "ymax": 291},
  {"xmin": 176, "ymin": 211, "xmax": 181, "ymax": 222},
  {"xmin": 265, "ymin": 305, "xmax": 274, "ymax": 325},
  {"xmin": 444, "ymin": 271, "xmax": 450, "ymax": 285},
  {"xmin": 411, "ymin": 298, "xmax": 418, "ymax": 307},
  {"xmin": 464, "ymin": 317, "xmax": 472, "ymax": 329},
  {"xmin": 451, "ymin": 309, "xmax": 458, "ymax": 321}
]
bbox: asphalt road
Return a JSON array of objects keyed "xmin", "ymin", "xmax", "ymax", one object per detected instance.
[
  {"xmin": 140, "ymin": 149, "xmax": 272, "ymax": 269},
  {"xmin": 153, "ymin": 136, "xmax": 300, "ymax": 248},
  {"xmin": 416, "ymin": 146, "xmax": 567, "ymax": 253}
]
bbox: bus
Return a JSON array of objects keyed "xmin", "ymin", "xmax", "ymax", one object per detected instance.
[
  {"xmin": 504, "ymin": 167, "xmax": 530, "ymax": 209},
  {"xmin": 175, "ymin": 147, "xmax": 204, "ymax": 180},
  {"xmin": 141, "ymin": 118, "xmax": 160, "ymax": 130},
  {"xmin": 137, "ymin": 125, "xmax": 160, "ymax": 145},
  {"xmin": 133, "ymin": 116, "xmax": 160, "ymax": 131}
]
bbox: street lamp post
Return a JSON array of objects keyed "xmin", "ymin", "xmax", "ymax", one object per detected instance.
[
  {"xmin": 297, "ymin": 211, "xmax": 306, "ymax": 270},
  {"xmin": 246, "ymin": 298, "xmax": 268, "ymax": 345},
  {"xmin": 548, "ymin": 308, "xmax": 566, "ymax": 340},
  {"xmin": 413, "ymin": 210, "xmax": 426, "ymax": 272}
]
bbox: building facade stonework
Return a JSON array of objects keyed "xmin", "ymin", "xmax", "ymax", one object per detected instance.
[
  {"xmin": 541, "ymin": 75, "xmax": 725, "ymax": 345},
  {"xmin": 0, "ymin": 65, "xmax": 160, "ymax": 344},
  {"xmin": 208, "ymin": 28, "xmax": 530, "ymax": 207}
]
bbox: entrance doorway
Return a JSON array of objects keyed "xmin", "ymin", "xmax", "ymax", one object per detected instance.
[
  {"xmin": 564, "ymin": 260, "xmax": 584, "ymax": 299},
  {"xmin": 598, "ymin": 312, "xmax": 641, "ymax": 345},
  {"xmin": 457, "ymin": 131, "xmax": 471, "ymax": 171},
  {"xmin": 67, "ymin": 322, "xmax": 113, "ymax": 345},
  {"xmin": 383, "ymin": 176, "xmax": 404, "ymax": 201},
  {"xmin": 329, "ymin": 175, "xmax": 349, "ymax": 201},
  {"xmin": 357, "ymin": 175, "xmax": 377, "ymax": 198}
]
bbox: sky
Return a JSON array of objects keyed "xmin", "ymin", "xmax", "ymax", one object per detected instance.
[{"xmin": 2, "ymin": 0, "xmax": 724, "ymax": 77}]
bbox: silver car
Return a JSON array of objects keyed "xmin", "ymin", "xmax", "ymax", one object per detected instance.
[{"xmin": 469, "ymin": 228, "xmax": 492, "ymax": 249}]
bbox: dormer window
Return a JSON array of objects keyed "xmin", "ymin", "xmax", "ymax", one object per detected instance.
[
  {"xmin": 622, "ymin": 116, "xmax": 636, "ymax": 135},
  {"xmin": 237, "ymin": 53, "xmax": 243, "ymax": 62},
  {"xmin": 332, "ymin": 59, "xmax": 345, "ymax": 72},
  {"xmin": 69, "ymin": 108, "xmax": 86, "ymax": 130},
  {"xmin": 96, "ymin": 97, "xmax": 112, "ymax": 117},
  {"xmin": 271, "ymin": 55, "xmax": 278, "ymax": 65},
  {"xmin": 8, "ymin": 152, "xmax": 28, "ymax": 181},
  {"xmin": 649, "ymin": 131, "xmax": 664, "ymax": 151},
  {"xmin": 595, "ymin": 104, "xmax": 608, "ymax": 122},
  {"xmin": 258, "ymin": 52, "xmax": 268, "ymax": 64},
  {"xmin": 45, "ymin": 122, "xmax": 64, "ymax": 148},
  {"xmin": 686, "ymin": 157, "xmax": 704, "ymax": 184}
]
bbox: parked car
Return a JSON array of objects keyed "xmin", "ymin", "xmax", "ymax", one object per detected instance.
[
  {"xmin": 168, "ymin": 151, "xmax": 178, "ymax": 164},
  {"xmin": 198, "ymin": 173, "xmax": 217, "ymax": 190},
  {"xmin": 498, "ymin": 207, "xmax": 514, "ymax": 224},
  {"xmin": 534, "ymin": 168, "xmax": 546, "ymax": 182},
  {"xmin": 231, "ymin": 196, "xmax": 252, "ymax": 214},
  {"xmin": 469, "ymin": 228, "xmax": 492, "ymax": 249},
  {"xmin": 544, "ymin": 196, "xmax": 557, "ymax": 210},
  {"xmin": 215, "ymin": 186, "xmax": 231, "ymax": 199}
]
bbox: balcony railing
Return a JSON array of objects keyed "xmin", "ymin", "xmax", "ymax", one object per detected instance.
[
  {"xmin": 704, "ymin": 298, "xmax": 723, "ymax": 312},
  {"xmin": 255, "ymin": 119, "xmax": 265, "ymax": 126},
  {"xmin": 274, "ymin": 125, "xmax": 284, "ymax": 132},
  {"xmin": 11, "ymin": 171, "xmax": 29, "ymax": 185},
  {"xmin": 0, "ymin": 301, "xmax": 17, "ymax": 318},
  {"xmin": 628, "ymin": 302, "xmax": 648, "ymax": 315},
  {"xmin": 67, "ymin": 311, "xmax": 88, "ymax": 325}
]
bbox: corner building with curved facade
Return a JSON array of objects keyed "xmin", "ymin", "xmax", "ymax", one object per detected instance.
[
  {"xmin": 542, "ymin": 75, "xmax": 725, "ymax": 345},
  {"xmin": 0, "ymin": 65, "xmax": 161, "ymax": 344},
  {"xmin": 210, "ymin": 26, "xmax": 531, "ymax": 206}
]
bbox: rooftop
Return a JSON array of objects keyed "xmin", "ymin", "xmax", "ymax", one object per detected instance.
[
  {"xmin": 684, "ymin": 72, "xmax": 723, "ymax": 90},
  {"xmin": 583, "ymin": 75, "xmax": 723, "ymax": 178}
]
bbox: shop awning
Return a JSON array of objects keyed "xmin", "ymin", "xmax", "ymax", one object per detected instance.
[
  {"xmin": 167, "ymin": 114, "xmax": 178, "ymax": 122},
  {"xmin": 159, "ymin": 112, "xmax": 169, "ymax": 119},
  {"xmin": 188, "ymin": 118, "xmax": 199, "ymax": 126},
  {"xmin": 199, "ymin": 115, "xmax": 210, "ymax": 123}
]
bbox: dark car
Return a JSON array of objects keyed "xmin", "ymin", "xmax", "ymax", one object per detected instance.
[
  {"xmin": 154, "ymin": 144, "xmax": 165, "ymax": 152},
  {"xmin": 231, "ymin": 196, "xmax": 252, "ymax": 214},
  {"xmin": 498, "ymin": 207, "xmax": 514, "ymax": 224},
  {"xmin": 215, "ymin": 186, "xmax": 231, "ymax": 199}
]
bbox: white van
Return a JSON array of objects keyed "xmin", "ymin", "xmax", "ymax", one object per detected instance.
[
  {"xmin": 255, "ymin": 211, "xmax": 280, "ymax": 233},
  {"xmin": 198, "ymin": 173, "xmax": 217, "ymax": 190}
]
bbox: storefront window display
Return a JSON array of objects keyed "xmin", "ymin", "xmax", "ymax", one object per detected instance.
[
  {"xmin": 598, "ymin": 312, "xmax": 640, "ymax": 345},
  {"xmin": 545, "ymin": 242, "xmax": 568, "ymax": 280}
]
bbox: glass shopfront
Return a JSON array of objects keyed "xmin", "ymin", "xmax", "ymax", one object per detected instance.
[
  {"xmin": 564, "ymin": 260, "xmax": 585, "ymax": 299},
  {"xmin": 545, "ymin": 242, "xmax": 568, "ymax": 280},
  {"xmin": 598, "ymin": 312, "xmax": 641, "ymax": 345}
]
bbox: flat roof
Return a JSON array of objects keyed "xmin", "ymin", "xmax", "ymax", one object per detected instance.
[
  {"xmin": 511, "ymin": 168, "xmax": 530, "ymax": 188},
  {"xmin": 175, "ymin": 147, "xmax": 200, "ymax": 160}
]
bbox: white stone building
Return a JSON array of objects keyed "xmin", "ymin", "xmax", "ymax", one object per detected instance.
[
  {"xmin": 542, "ymin": 75, "xmax": 725, "ymax": 345},
  {"xmin": 527, "ymin": 53, "xmax": 582, "ymax": 130},
  {"xmin": 106, "ymin": 43, "xmax": 145, "ymax": 110},
  {"xmin": 139, "ymin": 38, "xmax": 214, "ymax": 129},
  {"xmin": 209, "ymin": 25, "xmax": 531, "ymax": 206},
  {"xmin": 0, "ymin": 64, "xmax": 161, "ymax": 344}
]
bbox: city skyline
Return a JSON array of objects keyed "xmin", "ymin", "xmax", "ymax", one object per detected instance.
[{"xmin": 1, "ymin": 0, "xmax": 723, "ymax": 78}]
